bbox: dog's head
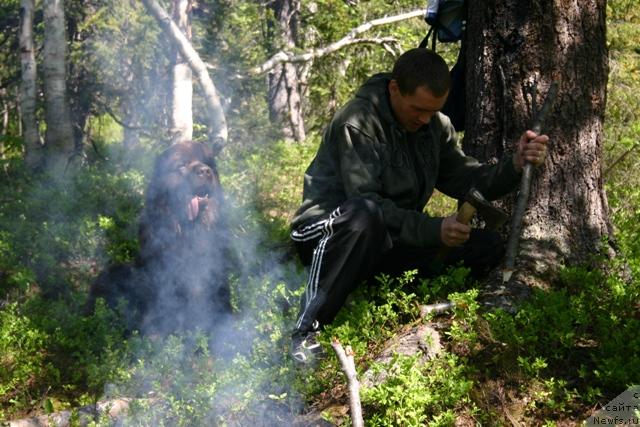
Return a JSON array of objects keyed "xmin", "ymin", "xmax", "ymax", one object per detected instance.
[{"xmin": 146, "ymin": 141, "xmax": 221, "ymax": 228}]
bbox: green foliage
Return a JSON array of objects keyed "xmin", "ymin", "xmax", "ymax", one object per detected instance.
[
  {"xmin": 604, "ymin": 3, "xmax": 640, "ymax": 259},
  {"xmin": 0, "ymin": 0, "xmax": 639, "ymax": 425},
  {"xmin": 0, "ymin": 303, "xmax": 50, "ymax": 419},
  {"xmin": 220, "ymin": 138, "xmax": 318, "ymax": 242},
  {"xmin": 304, "ymin": 2, "xmax": 431, "ymax": 132},
  {"xmin": 362, "ymin": 353, "xmax": 474, "ymax": 427},
  {"xmin": 0, "ymin": 298, "xmax": 130, "ymax": 419},
  {"xmin": 0, "ymin": 158, "xmax": 145, "ymax": 296},
  {"xmin": 324, "ymin": 271, "xmax": 421, "ymax": 358},
  {"xmin": 88, "ymin": 271, "xmax": 307, "ymax": 426},
  {"xmin": 484, "ymin": 261, "xmax": 640, "ymax": 419}
]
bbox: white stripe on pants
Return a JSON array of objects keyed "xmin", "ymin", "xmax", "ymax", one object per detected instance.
[{"xmin": 291, "ymin": 207, "xmax": 342, "ymax": 330}]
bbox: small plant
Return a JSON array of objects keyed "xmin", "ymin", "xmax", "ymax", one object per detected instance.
[{"xmin": 362, "ymin": 353, "xmax": 475, "ymax": 427}]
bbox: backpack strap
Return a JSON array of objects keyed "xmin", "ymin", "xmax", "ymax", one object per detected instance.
[{"xmin": 418, "ymin": 26, "xmax": 437, "ymax": 51}]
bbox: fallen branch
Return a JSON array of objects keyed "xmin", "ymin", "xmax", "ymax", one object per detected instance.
[
  {"xmin": 419, "ymin": 301, "xmax": 455, "ymax": 317},
  {"xmin": 251, "ymin": 9, "xmax": 424, "ymax": 75},
  {"xmin": 331, "ymin": 338, "xmax": 364, "ymax": 427}
]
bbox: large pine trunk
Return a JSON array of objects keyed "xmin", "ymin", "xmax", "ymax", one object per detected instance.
[
  {"xmin": 267, "ymin": 0, "xmax": 305, "ymax": 142},
  {"xmin": 43, "ymin": 0, "xmax": 75, "ymax": 171},
  {"xmin": 19, "ymin": 0, "xmax": 42, "ymax": 170},
  {"xmin": 170, "ymin": 0, "xmax": 193, "ymax": 144},
  {"xmin": 464, "ymin": 0, "xmax": 613, "ymax": 282}
]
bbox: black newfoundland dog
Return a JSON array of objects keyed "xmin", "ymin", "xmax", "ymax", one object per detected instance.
[{"xmin": 88, "ymin": 141, "xmax": 233, "ymax": 332}]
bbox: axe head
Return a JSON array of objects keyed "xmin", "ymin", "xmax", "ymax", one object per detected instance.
[{"xmin": 464, "ymin": 188, "xmax": 508, "ymax": 230}]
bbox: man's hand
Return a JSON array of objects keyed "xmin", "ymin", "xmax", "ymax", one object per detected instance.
[
  {"xmin": 441, "ymin": 214, "xmax": 471, "ymax": 247},
  {"xmin": 513, "ymin": 130, "xmax": 550, "ymax": 172}
]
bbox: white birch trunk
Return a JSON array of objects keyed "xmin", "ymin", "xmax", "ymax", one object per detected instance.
[
  {"xmin": 141, "ymin": 0, "xmax": 227, "ymax": 154},
  {"xmin": 43, "ymin": 0, "xmax": 74, "ymax": 171},
  {"xmin": 170, "ymin": 0, "xmax": 193, "ymax": 144},
  {"xmin": 19, "ymin": 0, "xmax": 42, "ymax": 169}
]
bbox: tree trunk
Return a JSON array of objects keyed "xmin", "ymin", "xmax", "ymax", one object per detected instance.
[
  {"xmin": 267, "ymin": 0, "xmax": 305, "ymax": 142},
  {"xmin": 43, "ymin": 0, "xmax": 75, "ymax": 172},
  {"xmin": 169, "ymin": 0, "xmax": 193, "ymax": 144},
  {"xmin": 464, "ymin": 0, "xmax": 613, "ymax": 283},
  {"xmin": 19, "ymin": 0, "xmax": 42, "ymax": 169}
]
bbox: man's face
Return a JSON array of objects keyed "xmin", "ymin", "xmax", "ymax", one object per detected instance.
[{"xmin": 388, "ymin": 79, "xmax": 448, "ymax": 132}]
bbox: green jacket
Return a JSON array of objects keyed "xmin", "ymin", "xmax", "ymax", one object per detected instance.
[{"xmin": 291, "ymin": 73, "xmax": 521, "ymax": 249}]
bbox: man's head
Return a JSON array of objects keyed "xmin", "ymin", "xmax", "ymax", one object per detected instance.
[{"xmin": 389, "ymin": 48, "xmax": 451, "ymax": 132}]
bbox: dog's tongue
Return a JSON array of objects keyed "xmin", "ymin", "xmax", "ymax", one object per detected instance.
[{"xmin": 187, "ymin": 196, "xmax": 200, "ymax": 221}]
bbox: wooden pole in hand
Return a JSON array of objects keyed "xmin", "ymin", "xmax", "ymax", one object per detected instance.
[{"xmin": 502, "ymin": 81, "xmax": 559, "ymax": 283}]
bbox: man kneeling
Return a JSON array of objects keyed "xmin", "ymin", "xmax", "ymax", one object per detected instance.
[{"xmin": 289, "ymin": 48, "xmax": 549, "ymax": 364}]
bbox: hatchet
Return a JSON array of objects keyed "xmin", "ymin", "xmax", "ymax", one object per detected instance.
[{"xmin": 436, "ymin": 188, "xmax": 508, "ymax": 262}]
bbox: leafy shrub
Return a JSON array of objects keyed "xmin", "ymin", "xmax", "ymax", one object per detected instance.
[
  {"xmin": 0, "ymin": 303, "xmax": 51, "ymax": 419},
  {"xmin": 362, "ymin": 353, "xmax": 474, "ymax": 427}
]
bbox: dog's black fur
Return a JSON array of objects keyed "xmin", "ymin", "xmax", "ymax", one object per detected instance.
[{"xmin": 88, "ymin": 141, "xmax": 233, "ymax": 332}]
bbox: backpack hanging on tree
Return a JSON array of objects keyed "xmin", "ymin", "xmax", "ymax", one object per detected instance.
[
  {"xmin": 419, "ymin": 0, "xmax": 467, "ymax": 131},
  {"xmin": 421, "ymin": 0, "xmax": 467, "ymax": 49}
]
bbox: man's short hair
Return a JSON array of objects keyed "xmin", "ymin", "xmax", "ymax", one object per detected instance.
[{"xmin": 391, "ymin": 48, "xmax": 451, "ymax": 97}]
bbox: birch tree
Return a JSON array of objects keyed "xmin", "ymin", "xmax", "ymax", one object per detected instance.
[
  {"xmin": 43, "ymin": 0, "xmax": 74, "ymax": 171},
  {"xmin": 19, "ymin": 0, "xmax": 41, "ymax": 169},
  {"xmin": 169, "ymin": 0, "xmax": 193, "ymax": 144},
  {"xmin": 142, "ymin": 0, "xmax": 227, "ymax": 154}
]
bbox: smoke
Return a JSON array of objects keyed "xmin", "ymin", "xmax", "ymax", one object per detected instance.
[
  {"xmin": 94, "ymin": 184, "xmax": 310, "ymax": 425},
  {"xmin": 7, "ymin": 2, "xmax": 314, "ymax": 423}
]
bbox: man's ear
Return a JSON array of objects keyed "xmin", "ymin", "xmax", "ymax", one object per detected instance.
[{"xmin": 388, "ymin": 79, "xmax": 400, "ymax": 96}]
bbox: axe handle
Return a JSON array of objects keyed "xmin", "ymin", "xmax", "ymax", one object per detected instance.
[
  {"xmin": 435, "ymin": 201, "xmax": 476, "ymax": 263},
  {"xmin": 456, "ymin": 202, "xmax": 477, "ymax": 225}
]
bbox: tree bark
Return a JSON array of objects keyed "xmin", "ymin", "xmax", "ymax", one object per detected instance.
[
  {"xmin": 19, "ymin": 0, "xmax": 42, "ymax": 170},
  {"xmin": 43, "ymin": 0, "xmax": 75, "ymax": 172},
  {"xmin": 464, "ymin": 0, "xmax": 613, "ymax": 282},
  {"xmin": 267, "ymin": 0, "xmax": 305, "ymax": 142},
  {"xmin": 142, "ymin": 0, "xmax": 227, "ymax": 154},
  {"xmin": 169, "ymin": 0, "xmax": 193, "ymax": 144}
]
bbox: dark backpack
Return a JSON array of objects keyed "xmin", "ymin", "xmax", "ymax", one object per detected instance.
[
  {"xmin": 420, "ymin": 0, "xmax": 467, "ymax": 131},
  {"xmin": 424, "ymin": 0, "xmax": 466, "ymax": 45}
]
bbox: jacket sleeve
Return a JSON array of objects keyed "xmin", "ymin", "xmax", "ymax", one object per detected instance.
[
  {"xmin": 435, "ymin": 118, "xmax": 521, "ymax": 201},
  {"xmin": 337, "ymin": 123, "xmax": 444, "ymax": 249}
]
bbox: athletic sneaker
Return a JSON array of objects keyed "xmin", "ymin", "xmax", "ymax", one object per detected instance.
[{"xmin": 291, "ymin": 321, "xmax": 325, "ymax": 364}]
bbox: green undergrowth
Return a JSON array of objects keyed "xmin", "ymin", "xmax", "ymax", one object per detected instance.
[
  {"xmin": 1, "ymin": 6, "xmax": 639, "ymax": 422},
  {"xmin": 1, "ymin": 134, "xmax": 639, "ymax": 425}
]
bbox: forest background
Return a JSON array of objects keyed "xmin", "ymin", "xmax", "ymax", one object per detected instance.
[{"xmin": 0, "ymin": 0, "xmax": 639, "ymax": 425}]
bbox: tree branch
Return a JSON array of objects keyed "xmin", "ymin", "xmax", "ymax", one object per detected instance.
[
  {"xmin": 604, "ymin": 141, "xmax": 640, "ymax": 178},
  {"xmin": 331, "ymin": 338, "xmax": 364, "ymax": 427},
  {"xmin": 250, "ymin": 9, "xmax": 424, "ymax": 75},
  {"xmin": 141, "ymin": 0, "xmax": 228, "ymax": 155}
]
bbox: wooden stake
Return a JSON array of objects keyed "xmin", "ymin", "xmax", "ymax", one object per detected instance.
[{"xmin": 502, "ymin": 81, "xmax": 559, "ymax": 283}]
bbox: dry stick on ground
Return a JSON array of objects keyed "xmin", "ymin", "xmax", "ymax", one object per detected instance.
[
  {"xmin": 250, "ymin": 9, "xmax": 424, "ymax": 75},
  {"xmin": 331, "ymin": 338, "xmax": 364, "ymax": 427},
  {"xmin": 420, "ymin": 301, "xmax": 455, "ymax": 317}
]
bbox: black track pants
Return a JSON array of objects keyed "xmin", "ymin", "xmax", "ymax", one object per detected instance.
[{"xmin": 291, "ymin": 197, "xmax": 505, "ymax": 335}]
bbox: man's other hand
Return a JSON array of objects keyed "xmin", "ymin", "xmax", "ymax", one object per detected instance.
[
  {"xmin": 514, "ymin": 130, "xmax": 550, "ymax": 172},
  {"xmin": 441, "ymin": 214, "xmax": 471, "ymax": 247}
]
